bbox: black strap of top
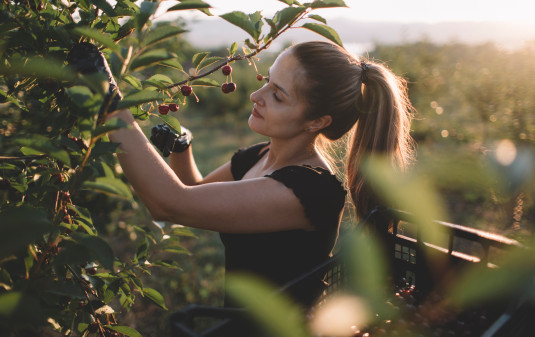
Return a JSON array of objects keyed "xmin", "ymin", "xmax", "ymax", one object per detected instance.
[{"xmin": 230, "ymin": 142, "xmax": 270, "ymax": 180}]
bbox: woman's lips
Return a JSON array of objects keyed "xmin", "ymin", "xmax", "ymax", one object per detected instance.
[{"xmin": 252, "ymin": 107, "xmax": 264, "ymax": 119}]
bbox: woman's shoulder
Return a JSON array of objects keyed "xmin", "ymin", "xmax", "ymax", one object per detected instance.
[
  {"xmin": 267, "ymin": 165, "xmax": 346, "ymax": 195},
  {"xmin": 265, "ymin": 165, "xmax": 347, "ymax": 230}
]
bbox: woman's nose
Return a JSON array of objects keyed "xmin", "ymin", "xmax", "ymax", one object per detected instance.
[{"xmin": 250, "ymin": 87, "xmax": 264, "ymax": 105}]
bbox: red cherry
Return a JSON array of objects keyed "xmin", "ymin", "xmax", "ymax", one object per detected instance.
[
  {"xmin": 181, "ymin": 85, "xmax": 192, "ymax": 96},
  {"xmin": 227, "ymin": 82, "xmax": 237, "ymax": 92},
  {"xmin": 88, "ymin": 322, "xmax": 99, "ymax": 333},
  {"xmin": 85, "ymin": 267, "xmax": 97, "ymax": 275},
  {"xmin": 169, "ymin": 103, "xmax": 178, "ymax": 112},
  {"xmin": 222, "ymin": 65, "xmax": 232, "ymax": 76},
  {"xmin": 158, "ymin": 104, "xmax": 170, "ymax": 114},
  {"xmin": 221, "ymin": 83, "xmax": 229, "ymax": 93},
  {"xmin": 256, "ymin": 74, "xmax": 263, "ymax": 81}
]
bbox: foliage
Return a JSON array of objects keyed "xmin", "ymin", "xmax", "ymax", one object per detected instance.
[{"xmin": 0, "ymin": 0, "xmax": 347, "ymax": 335}]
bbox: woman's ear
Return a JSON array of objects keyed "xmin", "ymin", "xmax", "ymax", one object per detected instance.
[{"xmin": 305, "ymin": 115, "xmax": 332, "ymax": 133}]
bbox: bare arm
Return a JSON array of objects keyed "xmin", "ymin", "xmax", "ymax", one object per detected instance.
[
  {"xmin": 168, "ymin": 148, "xmax": 233, "ymax": 185},
  {"xmin": 107, "ymin": 109, "xmax": 312, "ymax": 233}
]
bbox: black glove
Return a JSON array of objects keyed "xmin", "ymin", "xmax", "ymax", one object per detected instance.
[
  {"xmin": 67, "ymin": 42, "xmax": 122, "ymax": 123},
  {"xmin": 150, "ymin": 124, "xmax": 192, "ymax": 157}
]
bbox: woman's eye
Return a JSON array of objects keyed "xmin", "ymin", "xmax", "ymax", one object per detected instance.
[{"xmin": 273, "ymin": 93, "xmax": 282, "ymax": 102}]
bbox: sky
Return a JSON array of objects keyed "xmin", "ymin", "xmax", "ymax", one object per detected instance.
[{"xmin": 162, "ymin": 0, "xmax": 535, "ymax": 23}]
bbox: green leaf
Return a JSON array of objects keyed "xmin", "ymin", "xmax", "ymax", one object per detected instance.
[
  {"xmin": 116, "ymin": 89, "xmax": 162, "ymax": 110},
  {"xmin": 220, "ymin": 11, "xmax": 259, "ymax": 42},
  {"xmin": 130, "ymin": 105, "xmax": 150, "ymax": 120},
  {"xmin": 123, "ymin": 74, "xmax": 143, "ymax": 90},
  {"xmin": 278, "ymin": 0, "xmax": 298, "ymax": 4},
  {"xmin": 15, "ymin": 135, "xmax": 71, "ymax": 166},
  {"xmin": 170, "ymin": 226, "xmax": 197, "ymax": 238},
  {"xmin": 93, "ymin": 117, "xmax": 127, "ymax": 137},
  {"xmin": 160, "ymin": 58, "xmax": 184, "ymax": 72},
  {"xmin": 105, "ymin": 325, "xmax": 143, "ymax": 337},
  {"xmin": 143, "ymin": 74, "xmax": 173, "ymax": 89},
  {"xmin": 70, "ymin": 233, "xmax": 115, "ymax": 270},
  {"xmin": 197, "ymin": 56, "xmax": 223, "ymax": 71},
  {"xmin": 82, "ymin": 176, "xmax": 134, "ymax": 201},
  {"xmin": 300, "ymin": 23, "xmax": 344, "ymax": 47},
  {"xmin": 0, "ymin": 206, "xmax": 52, "ymax": 258},
  {"xmin": 134, "ymin": 1, "xmax": 159, "ymax": 31},
  {"xmin": 191, "ymin": 78, "xmax": 219, "ymax": 87},
  {"xmin": 130, "ymin": 49, "xmax": 176, "ymax": 71},
  {"xmin": 167, "ymin": 0, "xmax": 211, "ymax": 12},
  {"xmin": 448, "ymin": 242, "xmax": 535, "ymax": 308},
  {"xmin": 309, "ymin": 0, "xmax": 348, "ymax": 8},
  {"xmin": 307, "ymin": 14, "xmax": 327, "ymax": 24},
  {"xmin": 227, "ymin": 274, "xmax": 309, "ymax": 337},
  {"xmin": 229, "ymin": 42, "xmax": 238, "ymax": 56},
  {"xmin": 72, "ymin": 27, "xmax": 119, "ymax": 52},
  {"xmin": 142, "ymin": 25, "xmax": 187, "ymax": 47},
  {"xmin": 192, "ymin": 51, "xmax": 209, "ymax": 69},
  {"xmin": 142, "ymin": 287, "xmax": 168, "ymax": 310},
  {"xmin": 90, "ymin": 0, "xmax": 117, "ymax": 16},
  {"xmin": 0, "ymin": 292, "xmax": 21, "ymax": 316},
  {"xmin": 0, "ymin": 57, "xmax": 75, "ymax": 82},
  {"xmin": 153, "ymin": 114, "xmax": 181, "ymax": 134},
  {"xmin": 273, "ymin": 6, "xmax": 306, "ymax": 30},
  {"xmin": 344, "ymin": 232, "xmax": 389, "ymax": 314},
  {"xmin": 66, "ymin": 86, "xmax": 94, "ymax": 107}
]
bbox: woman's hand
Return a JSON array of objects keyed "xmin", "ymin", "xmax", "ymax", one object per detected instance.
[
  {"xmin": 150, "ymin": 124, "xmax": 192, "ymax": 157},
  {"xmin": 67, "ymin": 42, "xmax": 122, "ymax": 123}
]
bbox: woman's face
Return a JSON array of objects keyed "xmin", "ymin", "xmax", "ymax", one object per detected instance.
[{"xmin": 249, "ymin": 49, "xmax": 311, "ymax": 139}]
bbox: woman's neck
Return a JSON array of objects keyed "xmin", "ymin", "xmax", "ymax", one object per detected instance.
[{"xmin": 262, "ymin": 136, "xmax": 319, "ymax": 172}]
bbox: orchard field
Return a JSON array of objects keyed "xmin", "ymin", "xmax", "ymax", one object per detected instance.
[{"xmin": 1, "ymin": 0, "xmax": 535, "ymax": 336}]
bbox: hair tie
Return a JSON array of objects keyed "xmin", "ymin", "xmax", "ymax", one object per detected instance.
[{"xmin": 360, "ymin": 62, "xmax": 369, "ymax": 84}]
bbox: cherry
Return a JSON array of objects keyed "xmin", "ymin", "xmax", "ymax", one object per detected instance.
[
  {"xmin": 169, "ymin": 103, "xmax": 178, "ymax": 112},
  {"xmin": 52, "ymin": 173, "xmax": 63, "ymax": 184},
  {"xmin": 85, "ymin": 267, "xmax": 97, "ymax": 275},
  {"xmin": 158, "ymin": 104, "xmax": 169, "ymax": 115},
  {"xmin": 226, "ymin": 82, "xmax": 237, "ymax": 93},
  {"xmin": 88, "ymin": 322, "xmax": 99, "ymax": 333},
  {"xmin": 222, "ymin": 65, "xmax": 232, "ymax": 76},
  {"xmin": 181, "ymin": 85, "xmax": 192, "ymax": 96},
  {"xmin": 221, "ymin": 82, "xmax": 236, "ymax": 94},
  {"xmin": 256, "ymin": 74, "xmax": 263, "ymax": 81}
]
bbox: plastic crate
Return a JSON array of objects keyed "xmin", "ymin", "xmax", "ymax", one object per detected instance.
[{"xmin": 169, "ymin": 207, "xmax": 534, "ymax": 337}]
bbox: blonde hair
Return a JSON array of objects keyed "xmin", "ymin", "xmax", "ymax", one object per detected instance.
[{"xmin": 291, "ymin": 41, "xmax": 415, "ymax": 219}]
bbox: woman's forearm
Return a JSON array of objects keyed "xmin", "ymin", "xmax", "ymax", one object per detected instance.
[
  {"xmin": 169, "ymin": 147, "xmax": 203, "ymax": 185},
  {"xmin": 107, "ymin": 110, "xmax": 185, "ymax": 219}
]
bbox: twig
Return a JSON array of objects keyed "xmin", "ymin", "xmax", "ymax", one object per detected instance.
[{"xmin": 166, "ymin": 8, "xmax": 311, "ymax": 90}]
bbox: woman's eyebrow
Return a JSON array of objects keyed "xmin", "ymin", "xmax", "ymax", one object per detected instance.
[{"xmin": 267, "ymin": 68, "xmax": 290, "ymax": 97}]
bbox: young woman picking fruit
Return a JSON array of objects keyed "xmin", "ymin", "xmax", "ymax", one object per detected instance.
[{"xmin": 104, "ymin": 41, "xmax": 414, "ymax": 308}]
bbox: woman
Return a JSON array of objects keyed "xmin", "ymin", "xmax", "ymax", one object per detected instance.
[{"xmin": 105, "ymin": 41, "xmax": 414, "ymax": 308}]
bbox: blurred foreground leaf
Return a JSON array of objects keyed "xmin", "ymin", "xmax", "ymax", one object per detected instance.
[
  {"xmin": 0, "ymin": 206, "xmax": 52, "ymax": 258},
  {"xmin": 227, "ymin": 274, "xmax": 309, "ymax": 337}
]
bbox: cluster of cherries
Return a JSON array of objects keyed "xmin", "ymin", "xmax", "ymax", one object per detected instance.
[
  {"xmin": 157, "ymin": 64, "xmax": 264, "ymax": 114},
  {"xmin": 350, "ymin": 280, "xmax": 499, "ymax": 337}
]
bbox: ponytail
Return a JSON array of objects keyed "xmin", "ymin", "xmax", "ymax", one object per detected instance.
[
  {"xmin": 347, "ymin": 62, "xmax": 415, "ymax": 219},
  {"xmin": 291, "ymin": 41, "xmax": 415, "ymax": 220}
]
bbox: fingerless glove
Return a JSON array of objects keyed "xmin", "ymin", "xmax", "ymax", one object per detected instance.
[{"xmin": 150, "ymin": 124, "xmax": 192, "ymax": 157}]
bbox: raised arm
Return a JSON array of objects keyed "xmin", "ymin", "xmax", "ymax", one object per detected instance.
[
  {"xmin": 149, "ymin": 124, "xmax": 233, "ymax": 185},
  {"xmin": 168, "ymin": 148, "xmax": 234, "ymax": 185},
  {"xmin": 107, "ymin": 109, "xmax": 312, "ymax": 233}
]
